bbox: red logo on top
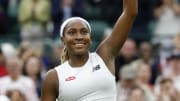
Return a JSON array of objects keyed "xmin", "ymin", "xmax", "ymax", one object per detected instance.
[{"xmin": 65, "ymin": 76, "xmax": 76, "ymax": 81}]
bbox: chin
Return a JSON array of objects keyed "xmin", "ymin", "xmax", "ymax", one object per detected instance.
[{"xmin": 73, "ymin": 49, "xmax": 88, "ymax": 55}]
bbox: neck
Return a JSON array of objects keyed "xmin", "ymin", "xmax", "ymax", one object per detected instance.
[
  {"xmin": 68, "ymin": 52, "xmax": 89, "ymax": 67},
  {"xmin": 29, "ymin": 75, "xmax": 38, "ymax": 81},
  {"xmin": 143, "ymin": 58, "xmax": 150, "ymax": 63},
  {"xmin": 10, "ymin": 75, "xmax": 19, "ymax": 81},
  {"xmin": 173, "ymin": 70, "xmax": 180, "ymax": 76},
  {"xmin": 139, "ymin": 78, "xmax": 148, "ymax": 84}
]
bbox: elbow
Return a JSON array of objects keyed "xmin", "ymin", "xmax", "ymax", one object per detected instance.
[
  {"xmin": 131, "ymin": 7, "xmax": 138, "ymax": 17},
  {"xmin": 131, "ymin": 10, "xmax": 138, "ymax": 17},
  {"xmin": 124, "ymin": 10, "xmax": 138, "ymax": 18},
  {"xmin": 123, "ymin": 7, "xmax": 138, "ymax": 18},
  {"xmin": 123, "ymin": 0, "xmax": 138, "ymax": 17}
]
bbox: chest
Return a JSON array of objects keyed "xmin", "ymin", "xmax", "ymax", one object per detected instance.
[{"xmin": 59, "ymin": 64, "xmax": 115, "ymax": 100}]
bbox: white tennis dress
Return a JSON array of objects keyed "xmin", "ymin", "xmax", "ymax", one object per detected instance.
[{"xmin": 55, "ymin": 52, "xmax": 116, "ymax": 101}]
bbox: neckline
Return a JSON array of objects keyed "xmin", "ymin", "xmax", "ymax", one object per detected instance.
[{"xmin": 67, "ymin": 53, "xmax": 91, "ymax": 69}]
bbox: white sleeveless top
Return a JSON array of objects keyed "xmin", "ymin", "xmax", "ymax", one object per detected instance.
[{"xmin": 55, "ymin": 52, "xmax": 116, "ymax": 101}]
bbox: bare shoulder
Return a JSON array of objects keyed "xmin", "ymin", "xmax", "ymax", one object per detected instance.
[
  {"xmin": 45, "ymin": 69, "xmax": 59, "ymax": 82},
  {"xmin": 41, "ymin": 69, "xmax": 59, "ymax": 101}
]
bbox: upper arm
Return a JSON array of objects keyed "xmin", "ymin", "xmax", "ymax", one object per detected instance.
[
  {"xmin": 41, "ymin": 69, "xmax": 59, "ymax": 101},
  {"xmin": 97, "ymin": 13, "xmax": 136, "ymax": 57},
  {"xmin": 96, "ymin": 0, "xmax": 138, "ymax": 73}
]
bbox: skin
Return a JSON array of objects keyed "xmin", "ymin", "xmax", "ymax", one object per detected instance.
[
  {"xmin": 6, "ymin": 57, "xmax": 23, "ymax": 81},
  {"xmin": 154, "ymin": 0, "xmax": 180, "ymax": 18},
  {"xmin": 7, "ymin": 90, "xmax": 26, "ymax": 101},
  {"xmin": 25, "ymin": 56, "xmax": 41, "ymax": 82},
  {"xmin": 139, "ymin": 42, "xmax": 152, "ymax": 63},
  {"xmin": 127, "ymin": 88, "xmax": 145, "ymax": 101},
  {"xmin": 137, "ymin": 63, "xmax": 151, "ymax": 84},
  {"xmin": 121, "ymin": 79, "xmax": 136, "ymax": 89},
  {"xmin": 120, "ymin": 39, "xmax": 137, "ymax": 60},
  {"xmin": 41, "ymin": 0, "xmax": 138, "ymax": 100}
]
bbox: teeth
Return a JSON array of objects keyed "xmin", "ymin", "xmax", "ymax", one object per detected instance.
[
  {"xmin": 74, "ymin": 43, "xmax": 85, "ymax": 47},
  {"xmin": 75, "ymin": 43, "xmax": 84, "ymax": 45},
  {"xmin": 76, "ymin": 44, "xmax": 84, "ymax": 46}
]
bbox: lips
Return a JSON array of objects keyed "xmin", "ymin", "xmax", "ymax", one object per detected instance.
[
  {"xmin": 73, "ymin": 42, "xmax": 86, "ymax": 47},
  {"xmin": 74, "ymin": 43, "xmax": 85, "ymax": 46}
]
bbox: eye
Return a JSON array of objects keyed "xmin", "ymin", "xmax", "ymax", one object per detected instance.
[
  {"xmin": 81, "ymin": 29, "xmax": 89, "ymax": 35},
  {"xmin": 67, "ymin": 30, "xmax": 76, "ymax": 35}
]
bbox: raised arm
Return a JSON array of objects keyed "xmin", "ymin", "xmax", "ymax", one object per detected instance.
[
  {"xmin": 41, "ymin": 69, "xmax": 59, "ymax": 101},
  {"xmin": 96, "ymin": 0, "xmax": 138, "ymax": 74}
]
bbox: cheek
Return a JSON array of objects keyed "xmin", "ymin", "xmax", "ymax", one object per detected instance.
[
  {"xmin": 86, "ymin": 38, "xmax": 92, "ymax": 49},
  {"xmin": 87, "ymin": 37, "xmax": 92, "ymax": 45},
  {"xmin": 62, "ymin": 35, "xmax": 71, "ymax": 44},
  {"xmin": 27, "ymin": 66, "xmax": 39, "ymax": 75},
  {"xmin": 26, "ymin": 63, "xmax": 39, "ymax": 73},
  {"xmin": 26, "ymin": 66, "xmax": 33, "ymax": 74}
]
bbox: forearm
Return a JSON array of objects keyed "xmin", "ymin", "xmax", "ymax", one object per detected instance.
[
  {"xmin": 171, "ymin": 4, "xmax": 180, "ymax": 16},
  {"xmin": 123, "ymin": 0, "xmax": 138, "ymax": 17},
  {"xmin": 108, "ymin": 0, "xmax": 138, "ymax": 56},
  {"xmin": 96, "ymin": 0, "xmax": 138, "ymax": 75}
]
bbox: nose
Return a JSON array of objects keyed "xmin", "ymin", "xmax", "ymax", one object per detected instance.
[{"xmin": 75, "ymin": 32, "xmax": 83, "ymax": 40}]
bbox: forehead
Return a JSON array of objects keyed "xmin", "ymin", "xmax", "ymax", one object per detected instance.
[
  {"xmin": 65, "ymin": 20, "xmax": 89, "ymax": 30},
  {"xmin": 7, "ymin": 57, "xmax": 22, "ymax": 67},
  {"xmin": 28, "ymin": 57, "xmax": 39, "ymax": 63},
  {"xmin": 139, "ymin": 64, "xmax": 150, "ymax": 70}
]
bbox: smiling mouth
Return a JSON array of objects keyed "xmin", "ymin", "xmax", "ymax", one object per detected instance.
[{"xmin": 73, "ymin": 43, "xmax": 85, "ymax": 47}]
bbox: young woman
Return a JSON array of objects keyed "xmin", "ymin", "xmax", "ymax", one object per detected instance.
[{"xmin": 41, "ymin": 0, "xmax": 138, "ymax": 100}]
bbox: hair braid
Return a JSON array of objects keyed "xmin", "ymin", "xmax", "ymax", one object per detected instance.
[{"xmin": 60, "ymin": 46, "xmax": 69, "ymax": 63}]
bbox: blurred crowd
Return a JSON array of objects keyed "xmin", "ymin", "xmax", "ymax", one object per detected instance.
[{"xmin": 0, "ymin": 0, "xmax": 180, "ymax": 101}]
